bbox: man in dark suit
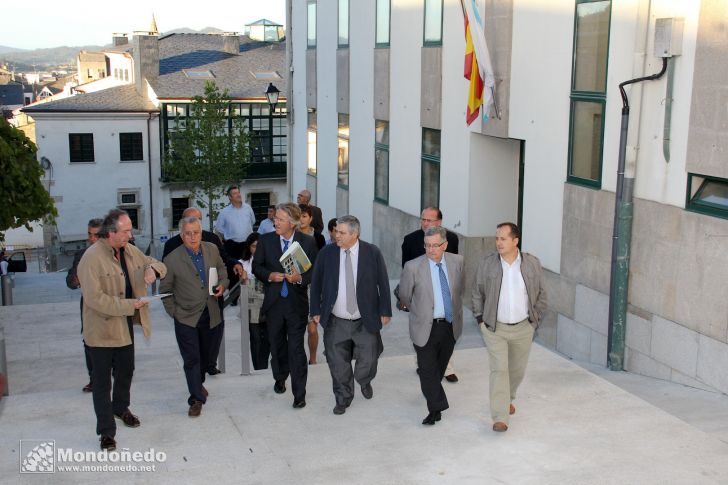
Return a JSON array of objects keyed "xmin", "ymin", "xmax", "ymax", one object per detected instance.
[
  {"xmin": 310, "ymin": 215, "xmax": 392, "ymax": 415},
  {"xmin": 163, "ymin": 207, "xmax": 243, "ymax": 376},
  {"xmin": 400, "ymin": 206, "xmax": 460, "ymax": 382},
  {"xmin": 252, "ymin": 202, "xmax": 318, "ymax": 408},
  {"xmin": 399, "ymin": 226, "xmax": 465, "ymax": 425},
  {"xmin": 296, "ymin": 189, "xmax": 324, "ymax": 234},
  {"xmin": 160, "ymin": 216, "xmax": 228, "ymax": 417}
]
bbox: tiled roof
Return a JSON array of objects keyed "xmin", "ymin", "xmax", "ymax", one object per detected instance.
[
  {"xmin": 246, "ymin": 19, "xmax": 283, "ymax": 26},
  {"xmin": 155, "ymin": 34, "xmax": 286, "ymax": 99},
  {"xmin": 22, "ymin": 84, "xmax": 157, "ymax": 113}
]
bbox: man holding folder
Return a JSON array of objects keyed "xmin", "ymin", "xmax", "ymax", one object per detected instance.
[{"xmin": 161, "ymin": 216, "xmax": 228, "ymax": 417}]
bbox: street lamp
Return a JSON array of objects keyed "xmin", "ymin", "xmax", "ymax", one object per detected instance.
[{"xmin": 265, "ymin": 83, "xmax": 280, "ymax": 112}]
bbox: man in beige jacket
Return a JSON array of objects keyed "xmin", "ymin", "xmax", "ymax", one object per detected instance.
[{"xmin": 78, "ymin": 209, "xmax": 166, "ymax": 451}]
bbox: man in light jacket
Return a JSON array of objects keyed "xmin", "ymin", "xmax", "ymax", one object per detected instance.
[{"xmin": 78, "ymin": 209, "xmax": 166, "ymax": 451}]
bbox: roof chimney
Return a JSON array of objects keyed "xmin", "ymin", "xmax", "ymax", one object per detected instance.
[
  {"xmin": 222, "ymin": 32, "xmax": 240, "ymax": 55},
  {"xmin": 112, "ymin": 33, "xmax": 128, "ymax": 47},
  {"xmin": 133, "ymin": 31, "xmax": 159, "ymax": 95}
]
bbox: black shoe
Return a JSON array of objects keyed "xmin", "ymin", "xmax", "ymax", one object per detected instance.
[
  {"xmin": 114, "ymin": 409, "xmax": 140, "ymax": 428},
  {"xmin": 274, "ymin": 380, "xmax": 286, "ymax": 394},
  {"xmin": 99, "ymin": 435, "xmax": 116, "ymax": 451},
  {"xmin": 422, "ymin": 411, "xmax": 442, "ymax": 425},
  {"xmin": 361, "ymin": 383, "xmax": 373, "ymax": 399},
  {"xmin": 207, "ymin": 367, "xmax": 222, "ymax": 376},
  {"xmin": 333, "ymin": 404, "xmax": 347, "ymax": 415},
  {"xmin": 292, "ymin": 399, "xmax": 306, "ymax": 409},
  {"xmin": 445, "ymin": 374, "xmax": 459, "ymax": 383},
  {"xmin": 82, "ymin": 382, "xmax": 92, "ymax": 393}
]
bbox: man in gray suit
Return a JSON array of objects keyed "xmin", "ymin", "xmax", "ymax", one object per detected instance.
[
  {"xmin": 398, "ymin": 226, "xmax": 465, "ymax": 426},
  {"xmin": 160, "ymin": 216, "xmax": 229, "ymax": 417}
]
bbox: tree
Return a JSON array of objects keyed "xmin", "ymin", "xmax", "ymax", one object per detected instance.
[
  {"xmin": 162, "ymin": 81, "xmax": 251, "ymax": 231},
  {"xmin": 0, "ymin": 118, "xmax": 57, "ymax": 242}
]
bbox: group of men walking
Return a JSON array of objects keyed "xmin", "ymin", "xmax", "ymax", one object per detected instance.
[{"xmin": 71, "ymin": 187, "xmax": 546, "ymax": 451}]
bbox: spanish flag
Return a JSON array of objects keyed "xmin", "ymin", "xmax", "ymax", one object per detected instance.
[
  {"xmin": 462, "ymin": 0, "xmax": 495, "ymax": 126},
  {"xmin": 464, "ymin": 15, "xmax": 484, "ymax": 125}
]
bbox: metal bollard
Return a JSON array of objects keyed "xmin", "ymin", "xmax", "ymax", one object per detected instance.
[
  {"xmin": 240, "ymin": 284, "xmax": 251, "ymax": 376},
  {"xmin": 0, "ymin": 325, "xmax": 8, "ymax": 396},
  {"xmin": 1, "ymin": 274, "xmax": 12, "ymax": 306}
]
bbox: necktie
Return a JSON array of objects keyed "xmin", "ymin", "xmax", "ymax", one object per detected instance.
[
  {"xmin": 280, "ymin": 239, "xmax": 289, "ymax": 297},
  {"xmin": 437, "ymin": 262, "xmax": 453, "ymax": 322},
  {"xmin": 345, "ymin": 249, "xmax": 358, "ymax": 315}
]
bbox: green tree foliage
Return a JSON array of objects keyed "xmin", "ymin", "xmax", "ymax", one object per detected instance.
[
  {"xmin": 0, "ymin": 119, "xmax": 57, "ymax": 242},
  {"xmin": 162, "ymin": 81, "xmax": 250, "ymax": 230}
]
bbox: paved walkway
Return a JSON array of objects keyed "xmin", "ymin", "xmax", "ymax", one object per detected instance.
[{"xmin": 1, "ymin": 273, "xmax": 728, "ymax": 483}]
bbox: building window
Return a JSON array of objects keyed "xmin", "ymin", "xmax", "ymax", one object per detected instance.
[
  {"xmin": 686, "ymin": 174, "xmax": 728, "ymax": 220},
  {"xmin": 124, "ymin": 69, "xmax": 129, "ymax": 81},
  {"xmin": 118, "ymin": 191, "xmax": 141, "ymax": 230},
  {"xmin": 231, "ymin": 103, "xmax": 287, "ymax": 164},
  {"xmin": 374, "ymin": 120, "xmax": 389, "ymax": 203},
  {"xmin": 567, "ymin": 0, "xmax": 611, "ymax": 188},
  {"xmin": 307, "ymin": 109, "xmax": 317, "ymax": 175},
  {"xmin": 69, "ymin": 133, "xmax": 94, "ymax": 163},
  {"xmin": 119, "ymin": 132, "xmax": 144, "ymax": 161},
  {"xmin": 250, "ymin": 192, "xmax": 271, "ymax": 229},
  {"xmin": 114, "ymin": 68, "xmax": 118, "ymax": 79},
  {"xmin": 338, "ymin": 114, "xmax": 350, "ymax": 187},
  {"xmin": 171, "ymin": 197, "xmax": 189, "ymax": 229},
  {"xmin": 421, "ymin": 128, "xmax": 441, "ymax": 210},
  {"xmin": 307, "ymin": 1, "xmax": 317, "ymax": 49},
  {"xmin": 338, "ymin": 0, "xmax": 349, "ymax": 47},
  {"xmin": 424, "ymin": 0, "xmax": 443, "ymax": 45},
  {"xmin": 376, "ymin": 0, "xmax": 391, "ymax": 47}
]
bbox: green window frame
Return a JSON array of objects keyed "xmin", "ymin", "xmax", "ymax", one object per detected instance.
[
  {"xmin": 338, "ymin": 113, "xmax": 350, "ymax": 188},
  {"xmin": 421, "ymin": 128, "xmax": 441, "ymax": 210},
  {"xmin": 567, "ymin": 0, "xmax": 612, "ymax": 188},
  {"xmin": 423, "ymin": 0, "xmax": 444, "ymax": 46},
  {"xmin": 374, "ymin": 120, "xmax": 389, "ymax": 203},
  {"xmin": 375, "ymin": 0, "xmax": 391, "ymax": 47},
  {"xmin": 338, "ymin": 0, "xmax": 349, "ymax": 47},
  {"xmin": 307, "ymin": 1, "xmax": 317, "ymax": 49},
  {"xmin": 686, "ymin": 173, "xmax": 728, "ymax": 220}
]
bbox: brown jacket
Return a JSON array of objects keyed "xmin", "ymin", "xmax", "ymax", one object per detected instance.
[
  {"xmin": 160, "ymin": 241, "xmax": 229, "ymax": 328},
  {"xmin": 78, "ymin": 239, "xmax": 167, "ymax": 347}
]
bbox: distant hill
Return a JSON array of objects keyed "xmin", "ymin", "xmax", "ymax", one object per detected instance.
[{"xmin": 0, "ymin": 27, "xmax": 235, "ymax": 68}]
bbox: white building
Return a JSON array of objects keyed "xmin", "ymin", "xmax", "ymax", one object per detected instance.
[
  {"xmin": 24, "ymin": 29, "xmax": 288, "ymax": 257},
  {"xmin": 287, "ymin": 0, "xmax": 728, "ymax": 393}
]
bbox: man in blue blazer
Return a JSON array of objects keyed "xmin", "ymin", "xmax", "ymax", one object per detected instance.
[
  {"xmin": 253, "ymin": 203, "xmax": 318, "ymax": 409},
  {"xmin": 310, "ymin": 215, "xmax": 392, "ymax": 415}
]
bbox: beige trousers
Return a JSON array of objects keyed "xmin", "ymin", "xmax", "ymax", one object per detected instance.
[{"xmin": 480, "ymin": 319, "xmax": 534, "ymax": 424}]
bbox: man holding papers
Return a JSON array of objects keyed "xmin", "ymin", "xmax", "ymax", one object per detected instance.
[
  {"xmin": 160, "ymin": 216, "xmax": 228, "ymax": 417},
  {"xmin": 253, "ymin": 203, "xmax": 318, "ymax": 409}
]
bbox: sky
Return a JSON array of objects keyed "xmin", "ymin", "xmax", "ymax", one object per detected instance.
[{"xmin": 1, "ymin": 0, "xmax": 286, "ymax": 50}]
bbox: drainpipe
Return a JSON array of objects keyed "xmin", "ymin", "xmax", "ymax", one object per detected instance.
[
  {"xmin": 607, "ymin": 8, "xmax": 670, "ymax": 370},
  {"xmin": 285, "ymin": 0, "xmax": 294, "ymax": 201},
  {"xmin": 146, "ymin": 112, "xmax": 157, "ymax": 261}
]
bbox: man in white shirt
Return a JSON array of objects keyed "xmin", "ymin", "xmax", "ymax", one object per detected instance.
[
  {"xmin": 257, "ymin": 205, "xmax": 276, "ymax": 235},
  {"xmin": 215, "ymin": 186, "xmax": 256, "ymax": 260},
  {"xmin": 472, "ymin": 222, "xmax": 547, "ymax": 432}
]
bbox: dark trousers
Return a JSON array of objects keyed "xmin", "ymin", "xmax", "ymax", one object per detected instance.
[
  {"xmin": 174, "ymin": 309, "xmax": 213, "ymax": 405},
  {"xmin": 414, "ymin": 320, "xmax": 455, "ymax": 413},
  {"xmin": 206, "ymin": 300, "xmax": 224, "ymax": 372},
  {"xmin": 84, "ymin": 342, "xmax": 93, "ymax": 381},
  {"xmin": 88, "ymin": 344, "xmax": 135, "ymax": 437},
  {"xmin": 265, "ymin": 297, "xmax": 308, "ymax": 401},
  {"xmin": 324, "ymin": 316, "xmax": 383, "ymax": 406},
  {"xmin": 224, "ymin": 239, "xmax": 245, "ymax": 260}
]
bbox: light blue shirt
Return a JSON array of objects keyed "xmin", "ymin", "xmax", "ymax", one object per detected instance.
[
  {"xmin": 215, "ymin": 203, "xmax": 256, "ymax": 242},
  {"xmin": 257, "ymin": 218, "xmax": 275, "ymax": 235},
  {"xmin": 428, "ymin": 257, "xmax": 450, "ymax": 320}
]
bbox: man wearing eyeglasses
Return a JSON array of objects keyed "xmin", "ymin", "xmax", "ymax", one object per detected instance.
[
  {"xmin": 398, "ymin": 226, "xmax": 464, "ymax": 426},
  {"xmin": 400, "ymin": 207, "xmax": 460, "ymax": 382}
]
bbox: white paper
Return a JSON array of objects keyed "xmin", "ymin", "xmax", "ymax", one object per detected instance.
[
  {"xmin": 139, "ymin": 293, "xmax": 172, "ymax": 303},
  {"xmin": 209, "ymin": 267, "xmax": 219, "ymax": 295}
]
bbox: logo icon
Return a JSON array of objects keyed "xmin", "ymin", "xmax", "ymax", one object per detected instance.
[{"xmin": 20, "ymin": 440, "xmax": 55, "ymax": 473}]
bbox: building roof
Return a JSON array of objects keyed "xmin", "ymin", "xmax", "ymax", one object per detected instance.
[
  {"xmin": 0, "ymin": 83, "xmax": 24, "ymax": 106},
  {"xmin": 77, "ymin": 51, "xmax": 107, "ymax": 62},
  {"xmin": 154, "ymin": 33, "xmax": 286, "ymax": 99},
  {"xmin": 22, "ymin": 84, "xmax": 157, "ymax": 113},
  {"xmin": 246, "ymin": 19, "xmax": 283, "ymax": 27}
]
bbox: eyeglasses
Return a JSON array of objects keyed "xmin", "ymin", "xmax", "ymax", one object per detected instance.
[
  {"xmin": 423, "ymin": 242, "xmax": 446, "ymax": 249},
  {"xmin": 421, "ymin": 218, "xmax": 440, "ymax": 223},
  {"xmin": 183, "ymin": 231, "xmax": 201, "ymax": 237}
]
